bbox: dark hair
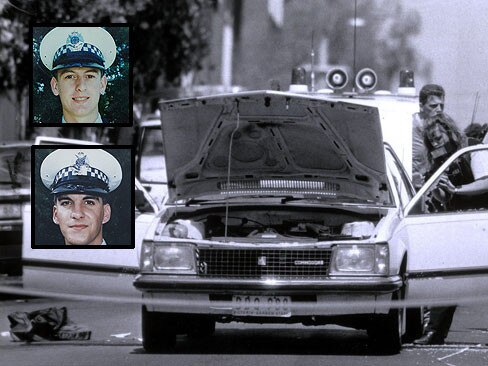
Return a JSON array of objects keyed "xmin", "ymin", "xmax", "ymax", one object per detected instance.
[
  {"xmin": 419, "ymin": 84, "xmax": 445, "ymax": 105},
  {"xmin": 423, "ymin": 113, "xmax": 465, "ymax": 166},
  {"xmin": 464, "ymin": 123, "xmax": 488, "ymax": 140}
]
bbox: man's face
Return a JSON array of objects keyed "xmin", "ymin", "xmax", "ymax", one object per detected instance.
[
  {"xmin": 421, "ymin": 95, "xmax": 444, "ymax": 118},
  {"xmin": 53, "ymin": 194, "xmax": 111, "ymax": 245},
  {"xmin": 50, "ymin": 67, "xmax": 107, "ymax": 123}
]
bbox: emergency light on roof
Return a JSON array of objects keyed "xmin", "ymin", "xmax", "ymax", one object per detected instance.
[
  {"xmin": 397, "ymin": 69, "xmax": 416, "ymax": 96},
  {"xmin": 287, "ymin": 66, "xmax": 416, "ymax": 97},
  {"xmin": 289, "ymin": 67, "xmax": 308, "ymax": 93}
]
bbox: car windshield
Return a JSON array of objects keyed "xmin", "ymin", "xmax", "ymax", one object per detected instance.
[
  {"xmin": 139, "ymin": 127, "xmax": 166, "ymax": 183},
  {"xmin": 0, "ymin": 146, "xmax": 31, "ymax": 188}
]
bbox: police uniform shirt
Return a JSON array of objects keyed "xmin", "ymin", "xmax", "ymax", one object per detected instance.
[
  {"xmin": 412, "ymin": 112, "xmax": 429, "ymax": 176},
  {"xmin": 62, "ymin": 113, "xmax": 103, "ymax": 124}
]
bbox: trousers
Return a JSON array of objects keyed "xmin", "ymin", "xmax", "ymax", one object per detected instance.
[{"xmin": 426, "ymin": 306, "xmax": 456, "ymax": 339}]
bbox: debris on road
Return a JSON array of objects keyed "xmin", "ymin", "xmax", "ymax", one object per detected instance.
[{"xmin": 7, "ymin": 307, "xmax": 91, "ymax": 341}]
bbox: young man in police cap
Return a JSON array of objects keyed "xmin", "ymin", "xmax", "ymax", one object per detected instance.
[
  {"xmin": 39, "ymin": 27, "xmax": 117, "ymax": 123},
  {"xmin": 40, "ymin": 149, "xmax": 122, "ymax": 245}
]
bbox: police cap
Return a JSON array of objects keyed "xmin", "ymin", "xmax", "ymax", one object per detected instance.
[
  {"xmin": 40, "ymin": 149, "xmax": 122, "ymax": 195},
  {"xmin": 39, "ymin": 27, "xmax": 116, "ymax": 73}
]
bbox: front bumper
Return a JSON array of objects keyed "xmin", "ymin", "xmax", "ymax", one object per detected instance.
[
  {"xmin": 0, "ymin": 219, "xmax": 22, "ymax": 232},
  {"xmin": 134, "ymin": 274, "xmax": 403, "ymax": 316},
  {"xmin": 134, "ymin": 274, "xmax": 402, "ymax": 293},
  {"xmin": 0, "ymin": 220, "xmax": 23, "ymax": 275}
]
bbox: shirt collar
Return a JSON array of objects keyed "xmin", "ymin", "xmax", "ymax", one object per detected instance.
[
  {"xmin": 65, "ymin": 238, "xmax": 107, "ymax": 245},
  {"xmin": 62, "ymin": 113, "xmax": 103, "ymax": 124}
]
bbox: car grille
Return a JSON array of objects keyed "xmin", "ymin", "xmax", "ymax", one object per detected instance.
[{"xmin": 197, "ymin": 249, "xmax": 332, "ymax": 279}]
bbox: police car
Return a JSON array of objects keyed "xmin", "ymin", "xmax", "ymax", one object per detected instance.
[{"xmin": 133, "ymin": 68, "xmax": 488, "ymax": 353}]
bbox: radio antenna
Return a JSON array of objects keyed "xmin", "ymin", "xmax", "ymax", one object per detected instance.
[
  {"xmin": 310, "ymin": 31, "xmax": 315, "ymax": 92},
  {"xmin": 352, "ymin": 0, "xmax": 358, "ymax": 93},
  {"xmin": 224, "ymin": 100, "xmax": 240, "ymax": 240},
  {"xmin": 470, "ymin": 91, "xmax": 480, "ymax": 125}
]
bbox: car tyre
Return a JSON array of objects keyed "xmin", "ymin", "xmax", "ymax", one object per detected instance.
[
  {"xmin": 142, "ymin": 306, "xmax": 177, "ymax": 352},
  {"xmin": 187, "ymin": 318, "xmax": 216, "ymax": 338},
  {"xmin": 402, "ymin": 307, "xmax": 424, "ymax": 343},
  {"xmin": 1, "ymin": 261, "xmax": 22, "ymax": 277},
  {"xmin": 367, "ymin": 299, "xmax": 403, "ymax": 354}
]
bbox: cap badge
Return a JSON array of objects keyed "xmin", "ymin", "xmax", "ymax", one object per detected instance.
[
  {"xmin": 73, "ymin": 152, "xmax": 89, "ymax": 175},
  {"xmin": 66, "ymin": 31, "xmax": 85, "ymax": 51}
]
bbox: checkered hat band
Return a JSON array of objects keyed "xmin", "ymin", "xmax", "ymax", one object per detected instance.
[
  {"xmin": 53, "ymin": 43, "xmax": 105, "ymax": 68},
  {"xmin": 53, "ymin": 166, "xmax": 109, "ymax": 187},
  {"xmin": 54, "ymin": 42, "xmax": 104, "ymax": 61}
]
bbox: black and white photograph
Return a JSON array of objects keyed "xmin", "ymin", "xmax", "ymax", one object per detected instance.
[{"xmin": 1, "ymin": 1, "xmax": 488, "ymax": 365}]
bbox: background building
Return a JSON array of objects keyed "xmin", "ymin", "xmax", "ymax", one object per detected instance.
[
  {"xmin": 404, "ymin": 0, "xmax": 488, "ymax": 130},
  {"xmin": 198, "ymin": 0, "xmax": 488, "ymax": 131},
  {"xmin": 1, "ymin": 0, "xmax": 487, "ymax": 138}
]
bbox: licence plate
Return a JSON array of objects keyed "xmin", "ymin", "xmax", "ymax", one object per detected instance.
[
  {"xmin": 0, "ymin": 203, "xmax": 21, "ymax": 219},
  {"xmin": 232, "ymin": 295, "xmax": 291, "ymax": 317}
]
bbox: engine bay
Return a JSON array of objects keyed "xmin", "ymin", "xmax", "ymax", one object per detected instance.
[{"xmin": 159, "ymin": 206, "xmax": 385, "ymax": 242}]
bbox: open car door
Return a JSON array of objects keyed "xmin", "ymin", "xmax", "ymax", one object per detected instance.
[{"xmin": 397, "ymin": 144, "xmax": 488, "ymax": 305}]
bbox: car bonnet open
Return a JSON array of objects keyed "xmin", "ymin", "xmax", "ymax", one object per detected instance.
[{"xmin": 160, "ymin": 91, "xmax": 389, "ymax": 205}]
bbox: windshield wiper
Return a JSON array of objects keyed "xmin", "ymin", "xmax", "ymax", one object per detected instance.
[
  {"xmin": 282, "ymin": 195, "xmax": 389, "ymax": 205},
  {"xmin": 6, "ymin": 160, "xmax": 21, "ymax": 189},
  {"xmin": 183, "ymin": 194, "xmax": 299, "ymax": 205}
]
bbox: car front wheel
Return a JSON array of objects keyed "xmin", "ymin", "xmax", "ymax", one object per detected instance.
[
  {"xmin": 187, "ymin": 317, "xmax": 216, "ymax": 338},
  {"xmin": 142, "ymin": 306, "xmax": 177, "ymax": 352},
  {"xmin": 402, "ymin": 307, "xmax": 424, "ymax": 343},
  {"xmin": 367, "ymin": 295, "xmax": 403, "ymax": 354}
]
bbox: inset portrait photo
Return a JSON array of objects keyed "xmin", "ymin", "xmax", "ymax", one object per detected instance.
[
  {"xmin": 31, "ymin": 24, "xmax": 132, "ymax": 126},
  {"xmin": 32, "ymin": 146, "xmax": 135, "ymax": 248}
]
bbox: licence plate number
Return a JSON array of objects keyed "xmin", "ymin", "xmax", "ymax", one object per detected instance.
[
  {"xmin": 0, "ymin": 204, "xmax": 21, "ymax": 219},
  {"xmin": 232, "ymin": 295, "xmax": 291, "ymax": 317}
]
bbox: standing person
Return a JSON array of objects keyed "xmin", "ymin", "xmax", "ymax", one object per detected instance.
[
  {"xmin": 464, "ymin": 122, "xmax": 488, "ymax": 142},
  {"xmin": 412, "ymin": 84, "xmax": 446, "ymax": 189},
  {"xmin": 438, "ymin": 126, "xmax": 488, "ymax": 200},
  {"xmin": 39, "ymin": 27, "xmax": 117, "ymax": 123},
  {"xmin": 413, "ymin": 114, "xmax": 467, "ymax": 345},
  {"xmin": 39, "ymin": 149, "xmax": 122, "ymax": 245}
]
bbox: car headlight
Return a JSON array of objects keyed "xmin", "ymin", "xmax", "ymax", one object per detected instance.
[
  {"xmin": 330, "ymin": 244, "xmax": 389, "ymax": 275},
  {"xmin": 141, "ymin": 241, "xmax": 196, "ymax": 273}
]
